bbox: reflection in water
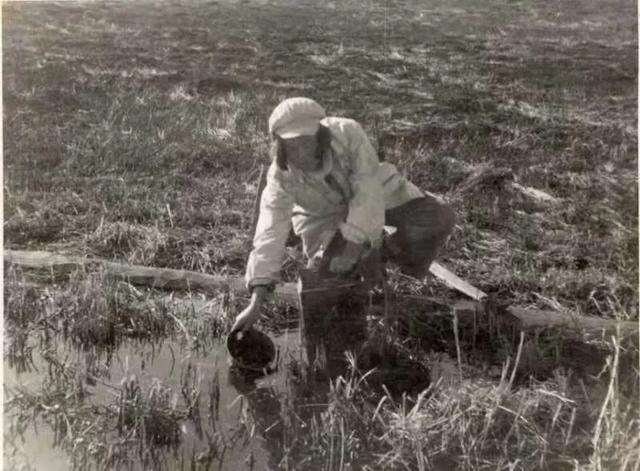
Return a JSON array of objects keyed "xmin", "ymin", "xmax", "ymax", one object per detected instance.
[
  {"xmin": 5, "ymin": 327, "xmax": 316, "ymax": 470},
  {"xmin": 4, "ymin": 302, "xmax": 429, "ymax": 470},
  {"xmin": 228, "ymin": 366, "xmax": 285, "ymax": 468}
]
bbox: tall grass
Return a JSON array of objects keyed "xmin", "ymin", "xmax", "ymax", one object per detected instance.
[
  {"xmin": 2, "ymin": 267, "xmax": 231, "ymax": 353},
  {"xmin": 273, "ymin": 336, "xmax": 639, "ymax": 470},
  {"xmin": 585, "ymin": 334, "xmax": 640, "ymax": 471}
]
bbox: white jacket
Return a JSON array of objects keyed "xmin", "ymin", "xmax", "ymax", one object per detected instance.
[{"xmin": 245, "ymin": 117, "xmax": 423, "ymax": 289}]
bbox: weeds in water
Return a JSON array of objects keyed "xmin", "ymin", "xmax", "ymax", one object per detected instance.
[
  {"xmin": 3, "ymin": 269, "xmax": 47, "ymax": 373},
  {"xmin": 5, "ymin": 349, "xmax": 226, "ymax": 471},
  {"xmin": 4, "ymin": 367, "xmax": 111, "ymax": 471},
  {"xmin": 51, "ymin": 273, "xmax": 172, "ymax": 348},
  {"xmin": 5, "ymin": 260, "xmax": 637, "ymax": 470},
  {"xmin": 117, "ymin": 375, "xmax": 183, "ymax": 449}
]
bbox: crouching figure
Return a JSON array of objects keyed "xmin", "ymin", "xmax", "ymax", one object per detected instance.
[{"xmin": 231, "ymin": 97, "xmax": 455, "ymax": 334}]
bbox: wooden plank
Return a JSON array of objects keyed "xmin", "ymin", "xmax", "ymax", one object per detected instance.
[
  {"xmin": 4, "ymin": 251, "xmax": 485, "ymax": 307},
  {"xmin": 507, "ymin": 305, "xmax": 638, "ymax": 339},
  {"xmin": 429, "ymin": 262, "xmax": 487, "ymax": 301},
  {"xmin": 453, "ymin": 300, "xmax": 638, "ymax": 340},
  {"xmin": 4, "ymin": 249, "xmax": 299, "ymax": 303},
  {"xmin": 4, "ymin": 250, "xmax": 86, "ymax": 270},
  {"xmin": 511, "ymin": 182, "xmax": 560, "ymax": 203},
  {"xmin": 6, "ymin": 250, "xmax": 637, "ymax": 340}
]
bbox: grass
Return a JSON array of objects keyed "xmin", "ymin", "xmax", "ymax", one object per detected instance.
[
  {"xmin": 264, "ymin": 339, "xmax": 639, "ymax": 470},
  {"xmin": 3, "ymin": 0, "xmax": 637, "ymax": 309},
  {"xmin": 2, "ymin": 267, "xmax": 233, "ymax": 358},
  {"xmin": 3, "ymin": 0, "xmax": 638, "ymax": 469}
]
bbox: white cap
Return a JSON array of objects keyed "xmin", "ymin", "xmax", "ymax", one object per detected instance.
[{"xmin": 268, "ymin": 97, "xmax": 326, "ymax": 138}]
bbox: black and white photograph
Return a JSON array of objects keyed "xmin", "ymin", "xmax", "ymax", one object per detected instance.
[{"xmin": 2, "ymin": 0, "xmax": 638, "ymax": 469}]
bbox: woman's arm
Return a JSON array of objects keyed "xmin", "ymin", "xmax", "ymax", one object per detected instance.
[
  {"xmin": 245, "ymin": 163, "xmax": 295, "ymax": 290},
  {"xmin": 234, "ymin": 164, "xmax": 294, "ymax": 333}
]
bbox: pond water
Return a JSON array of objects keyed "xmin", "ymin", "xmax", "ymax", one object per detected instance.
[
  {"xmin": 4, "ymin": 281, "xmax": 438, "ymax": 470},
  {"xmin": 4, "ymin": 328, "xmax": 309, "ymax": 470}
]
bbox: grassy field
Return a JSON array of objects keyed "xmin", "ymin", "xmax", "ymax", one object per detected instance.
[{"xmin": 3, "ymin": 0, "xmax": 638, "ymax": 469}]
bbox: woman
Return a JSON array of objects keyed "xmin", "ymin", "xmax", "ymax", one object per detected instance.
[{"xmin": 231, "ymin": 97, "xmax": 455, "ymax": 333}]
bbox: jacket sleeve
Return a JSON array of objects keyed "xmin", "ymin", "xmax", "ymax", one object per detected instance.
[
  {"xmin": 339, "ymin": 121, "xmax": 385, "ymax": 247},
  {"xmin": 245, "ymin": 163, "xmax": 294, "ymax": 289}
]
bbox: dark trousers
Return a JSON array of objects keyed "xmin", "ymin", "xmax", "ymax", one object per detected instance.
[
  {"xmin": 383, "ymin": 195, "xmax": 456, "ymax": 278},
  {"xmin": 313, "ymin": 195, "xmax": 455, "ymax": 280}
]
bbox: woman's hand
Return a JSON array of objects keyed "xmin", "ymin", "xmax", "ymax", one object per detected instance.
[
  {"xmin": 230, "ymin": 286, "xmax": 270, "ymax": 334},
  {"xmin": 329, "ymin": 240, "xmax": 364, "ymax": 276}
]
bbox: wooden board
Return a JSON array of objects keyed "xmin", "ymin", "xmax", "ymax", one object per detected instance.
[
  {"xmin": 5, "ymin": 249, "xmax": 637, "ymax": 341},
  {"xmin": 429, "ymin": 261, "xmax": 487, "ymax": 301}
]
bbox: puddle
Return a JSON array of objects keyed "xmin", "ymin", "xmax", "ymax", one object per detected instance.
[
  {"xmin": 4, "ymin": 329, "xmax": 307, "ymax": 470},
  {"xmin": 4, "ymin": 282, "xmax": 434, "ymax": 470}
]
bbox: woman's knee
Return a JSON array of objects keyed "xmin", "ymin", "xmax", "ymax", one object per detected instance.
[{"xmin": 418, "ymin": 196, "xmax": 456, "ymax": 240}]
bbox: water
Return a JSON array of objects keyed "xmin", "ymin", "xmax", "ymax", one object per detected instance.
[
  {"xmin": 4, "ymin": 329, "xmax": 307, "ymax": 470},
  {"xmin": 4, "ymin": 284, "xmax": 434, "ymax": 470}
]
